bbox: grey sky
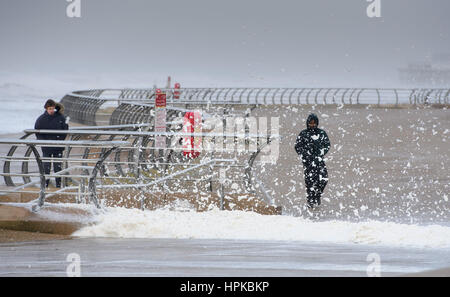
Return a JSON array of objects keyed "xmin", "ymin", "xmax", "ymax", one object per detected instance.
[{"xmin": 0, "ymin": 0, "xmax": 449, "ymax": 87}]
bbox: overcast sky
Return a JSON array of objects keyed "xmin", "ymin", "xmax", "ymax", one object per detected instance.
[{"xmin": 0, "ymin": 0, "xmax": 449, "ymax": 87}]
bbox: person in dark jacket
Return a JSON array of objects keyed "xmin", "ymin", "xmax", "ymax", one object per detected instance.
[
  {"xmin": 294, "ymin": 113, "xmax": 330, "ymax": 209},
  {"xmin": 34, "ymin": 99, "xmax": 69, "ymax": 188}
]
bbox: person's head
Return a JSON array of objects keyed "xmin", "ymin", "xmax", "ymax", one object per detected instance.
[
  {"xmin": 44, "ymin": 99, "xmax": 57, "ymax": 116},
  {"xmin": 306, "ymin": 113, "xmax": 319, "ymax": 129}
]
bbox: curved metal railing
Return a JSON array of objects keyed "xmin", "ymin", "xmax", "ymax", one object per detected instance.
[
  {"xmin": 60, "ymin": 87, "xmax": 449, "ymax": 125},
  {"xmin": 0, "ymin": 138, "xmax": 128, "ymax": 210},
  {"xmin": 2, "ymin": 125, "xmax": 280, "ymax": 209}
]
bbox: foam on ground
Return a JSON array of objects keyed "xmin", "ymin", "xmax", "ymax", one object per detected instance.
[{"xmin": 73, "ymin": 206, "xmax": 450, "ymax": 249}]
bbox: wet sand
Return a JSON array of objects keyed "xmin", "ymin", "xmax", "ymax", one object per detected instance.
[
  {"xmin": 0, "ymin": 228, "xmax": 70, "ymax": 243},
  {"xmin": 249, "ymin": 105, "xmax": 449, "ymax": 223}
]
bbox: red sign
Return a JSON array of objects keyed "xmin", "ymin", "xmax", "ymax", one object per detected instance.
[
  {"xmin": 155, "ymin": 92, "xmax": 166, "ymax": 108},
  {"xmin": 174, "ymin": 83, "xmax": 181, "ymax": 99}
]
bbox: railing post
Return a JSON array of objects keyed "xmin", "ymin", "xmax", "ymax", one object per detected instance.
[
  {"xmin": 297, "ymin": 88, "xmax": 306, "ymax": 105},
  {"xmin": 219, "ymin": 166, "xmax": 226, "ymax": 210},
  {"xmin": 3, "ymin": 133, "xmax": 32, "ymax": 187},
  {"xmin": 341, "ymin": 88, "xmax": 350, "ymax": 105},
  {"xmin": 208, "ymin": 153, "xmax": 214, "ymax": 192},
  {"xmin": 77, "ymin": 184, "xmax": 82, "ymax": 204},
  {"xmin": 376, "ymin": 89, "xmax": 381, "ymax": 106},
  {"xmin": 135, "ymin": 133, "xmax": 147, "ymax": 211},
  {"xmin": 305, "ymin": 89, "xmax": 313, "ymax": 105},
  {"xmin": 322, "ymin": 89, "xmax": 332, "ymax": 105},
  {"xmin": 357, "ymin": 89, "xmax": 365, "ymax": 104},
  {"xmin": 394, "ymin": 89, "xmax": 399, "ymax": 106},
  {"xmin": 288, "ymin": 89, "xmax": 296, "ymax": 105},
  {"xmin": 314, "ymin": 88, "xmax": 323, "ymax": 105},
  {"xmin": 348, "ymin": 88, "xmax": 358, "ymax": 105},
  {"xmin": 332, "ymin": 89, "xmax": 340, "ymax": 105},
  {"xmin": 88, "ymin": 146, "xmax": 118, "ymax": 208},
  {"xmin": 28, "ymin": 144, "xmax": 46, "ymax": 211},
  {"xmin": 61, "ymin": 144, "xmax": 71, "ymax": 188}
]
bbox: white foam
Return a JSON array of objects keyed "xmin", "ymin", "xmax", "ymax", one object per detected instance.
[{"xmin": 73, "ymin": 207, "xmax": 450, "ymax": 249}]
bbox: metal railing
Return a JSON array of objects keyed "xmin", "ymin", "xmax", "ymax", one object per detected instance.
[
  {"xmin": 2, "ymin": 124, "xmax": 150, "ymax": 187},
  {"xmin": 0, "ymin": 139, "xmax": 128, "ymax": 211},
  {"xmin": 60, "ymin": 87, "xmax": 450, "ymax": 125},
  {"xmin": 1, "ymin": 127, "xmax": 279, "ymax": 211}
]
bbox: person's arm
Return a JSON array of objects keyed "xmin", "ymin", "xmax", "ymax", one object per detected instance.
[
  {"xmin": 34, "ymin": 115, "xmax": 41, "ymax": 129},
  {"xmin": 320, "ymin": 130, "xmax": 331, "ymax": 156},
  {"xmin": 56, "ymin": 115, "xmax": 69, "ymax": 140},
  {"xmin": 63, "ymin": 116, "xmax": 69, "ymax": 131},
  {"xmin": 294, "ymin": 132, "xmax": 306, "ymax": 158},
  {"xmin": 34, "ymin": 115, "xmax": 43, "ymax": 140},
  {"xmin": 61, "ymin": 118, "xmax": 69, "ymax": 140}
]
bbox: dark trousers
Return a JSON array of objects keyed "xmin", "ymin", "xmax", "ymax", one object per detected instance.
[
  {"xmin": 42, "ymin": 150, "xmax": 63, "ymax": 187},
  {"xmin": 304, "ymin": 162, "xmax": 328, "ymax": 206}
]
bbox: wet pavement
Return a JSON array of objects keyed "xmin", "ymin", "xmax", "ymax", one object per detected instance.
[{"xmin": 0, "ymin": 237, "xmax": 449, "ymax": 277}]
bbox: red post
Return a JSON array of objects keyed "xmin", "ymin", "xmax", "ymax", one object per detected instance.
[{"xmin": 182, "ymin": 111, "xmax": 201, "ymax": 159}]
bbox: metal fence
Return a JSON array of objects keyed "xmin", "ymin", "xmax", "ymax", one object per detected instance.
[
  {"xmin": 0, "ymin": 138, "xmax": 128, "ymax": 210},
  {"xmin": 60, "ymin": 87, "xmax": 450, "ymax": 125},
  {"xmin": 1, "ymin": 126, "xmax": 279, "ymax": 210}
]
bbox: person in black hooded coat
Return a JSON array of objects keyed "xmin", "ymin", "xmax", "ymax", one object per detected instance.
[
  {"xmin": 34, "ymin": 99, "xmax": 69, "ymax": 187},
  {"xmin": 294, "ymin": 113, "xmax": 330, "ymax": 209}
]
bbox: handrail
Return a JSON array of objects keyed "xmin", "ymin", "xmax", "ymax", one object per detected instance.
[
  {"xmin": 24, "ymin": 129, "xmax": 280, "ymax": 139},
  {"xmin": 2, "ymin": 165, "xmax": 94, "ymax": 196},
  {"xmin": 2, "ymin": 128, "xmax": 279, "ymax": 211},
  {"xmin": 67, "ymin": 87, "xmax": 450, "ymax": 104},
  {"xmin": 73, "ymin": 123, "xmax": 152, "ymax": 130},
  {"xmin": 0, "ymin": 139, "xmax": 127, "ymax": 147},
  {"xmin": 0, "ymin": 139, "xmax": 128, "ymax": 211},
  {"xmin": 61, "ymin": 87, "xmax": 450, "ymax": 126},
  {"xmin": 90, "ymin": 158, "xmax": 236, "ymax": 210}
]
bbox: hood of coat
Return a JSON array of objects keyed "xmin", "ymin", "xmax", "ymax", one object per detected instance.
[
  {"xmin": 44, "ymin": 103, "xmax": 65, "ymax": 117},
  {"xmin": 306, "ymin": 113, "xmax": 319, "ymax": 129},
  {"xmin": 55, "ymin": 103, "xmax": 64, "ymax": 115}
]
